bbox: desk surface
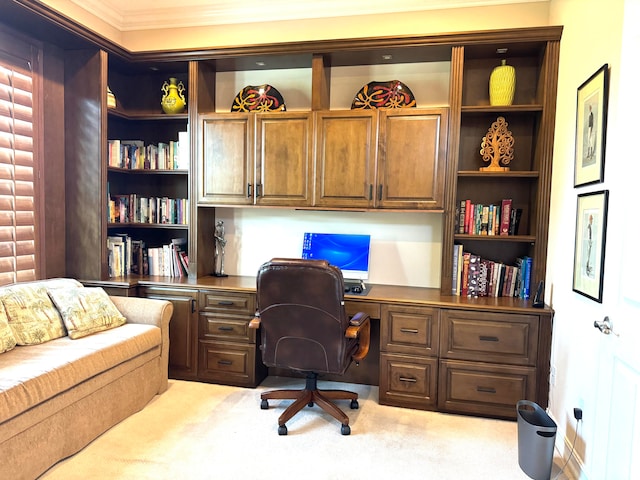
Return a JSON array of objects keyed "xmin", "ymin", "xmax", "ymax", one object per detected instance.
[{"xmin": 93, "ymin": 274, "xmax": 551, "ymax": 315}]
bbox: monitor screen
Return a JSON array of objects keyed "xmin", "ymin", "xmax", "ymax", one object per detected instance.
[{"xmin": 301, "ymin": 233, "xmax": 371, "ymax": 280}]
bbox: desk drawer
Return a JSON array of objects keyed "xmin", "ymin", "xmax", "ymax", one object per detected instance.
[
  {"xmin": 381, "ymin": 305, "xmax": 439, "ymax": 356},
  {"xmin": 440, "ymin": 310, "xmax": 538, "ymax": 366},
  {"xmin": 200, "ymin": 312, "xmax": 255, "ymax": 342},
  {"xmin": 199, "ymin": 291, "xmax": 255, "ymax": 314},
  {"xmin": 438, "ymin": 359, "xmax": 536, "ymax": 419},
  {"xmin": 379, "ymin": 353, "xmax": 437, "ymax": 410},
  {"xmin": 345, "ymin": 301, "xmax": 380, "ymax": 320},
  {"xmin": 198, "ymin": 340, "xmax": 259, "ymax": 386}
]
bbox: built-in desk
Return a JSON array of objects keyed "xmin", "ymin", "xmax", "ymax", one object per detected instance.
[{"xmin": 88, "ymin": 275, "xmax": 552, "ymax": 420}]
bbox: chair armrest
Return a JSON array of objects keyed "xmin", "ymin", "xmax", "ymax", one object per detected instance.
[
  {"xmin": 345, "ymin": 313, "xmax": 370, "ymax": 362},
  {"xmin": 249, "ymin": 314, "xmax": 261, "ymax": 329}
]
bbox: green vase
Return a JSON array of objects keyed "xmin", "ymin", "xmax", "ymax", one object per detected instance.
[
  {"xmin": 161, "ymin": 77, "xmax": 186, "ymax": 114},
  {"xmin": 489, "ymin": 59, "xmax": 516, "ymax": 106}
]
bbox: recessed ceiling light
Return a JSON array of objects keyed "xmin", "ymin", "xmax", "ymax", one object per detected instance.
[{"xmin": 496, "ymin": 48, "xmax": 508, "ymax": 54}]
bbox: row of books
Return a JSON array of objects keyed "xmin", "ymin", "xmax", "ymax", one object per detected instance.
[
  {"xmin": 108, "ymin": 194, "xmax": 188, "ymax": 225},
  {"xmin": 107, "ymin": 235, "xmax": 188, "ymax": 278},
  {"xmin": 457, "ymin": 198, "xmax": 522, "ymax": 236},
  {"xmin": 108, "ymin": 133, "xmax": 188, "ymax": 170},
  {"xmin": 452, "ymin": 244, "xmax": 532, "ymax": 299}
]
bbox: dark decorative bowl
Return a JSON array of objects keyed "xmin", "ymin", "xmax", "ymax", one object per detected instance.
[
  {"xmin": 351, "ymin": 80, "xmax": 416, "ymax": 109},
  {"xmin": 231, "ymin": 84, "xmax": 286, "ymax": 112}
]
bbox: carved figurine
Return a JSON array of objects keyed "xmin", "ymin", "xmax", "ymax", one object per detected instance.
[
  {"xmin": 213, "ymin": 220, "xmax": 228, "ymax": 277},
  {"xmin": 479, "ymin": 116, "xmax": 514, "ymax": 172}
]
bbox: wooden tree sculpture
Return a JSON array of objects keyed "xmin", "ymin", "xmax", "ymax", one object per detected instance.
[{"xmin": 479, "ymin": 116, "xmax": 514, "ymax": 171}]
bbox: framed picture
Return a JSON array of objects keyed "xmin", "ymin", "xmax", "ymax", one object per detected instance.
[
  {"xmin": 573, "ymin": 190, "xmax": 609, "ymax": 302},
  {"xmin": 574, "ymin": 64, "xmax": 609, "ymax": 187}
]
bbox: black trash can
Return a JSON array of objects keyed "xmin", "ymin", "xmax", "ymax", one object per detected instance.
[{"xmin": 517, "ymin": 400, "xmax": 557, "ymax": 480}]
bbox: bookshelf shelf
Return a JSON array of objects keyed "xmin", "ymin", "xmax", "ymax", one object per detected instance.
[
  {"xmin": 108, "ymin": 223, "xmax": 188, "ymax": 229},
  {"xmin": 457, "ymin": 171, "xmax": 539, "ymax": 178},
  {"xmin": 454, "ymin": 234, "xmax": 535, "ymax": 243},
  {"xmin": 461, "ymin": 104, "xmax": 543, "ymax": 113},
  {"xmin": 108, "ymin": 167, "xmax": 188, "ymax": 175},
  {"xmin": 108, "ymin": 108, "xmax": 188, "ymax": 121}
]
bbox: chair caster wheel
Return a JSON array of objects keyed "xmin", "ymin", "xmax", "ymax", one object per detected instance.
[
  {"xmin": 307, "ymin": 401, "xmax": 314, "ymax": 407},
  {"xmin": 341, "ymin": 424, "xmax": 351, "ymax": 435},
  {"xmin": 278, "ymin": 424, "xmax": 288, "ymax": 435},
  {"xmin": 260, "ymin": 399, "xmax": 269, "ymax": 410},
  {"xmin": 350, "ymin": 399, "xmax": 359, "ymax": 409}
]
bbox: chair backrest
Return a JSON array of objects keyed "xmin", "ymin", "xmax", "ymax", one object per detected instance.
[{"xmin": 256, "ymin": 258, "xmax": 355, "ymax": 375}]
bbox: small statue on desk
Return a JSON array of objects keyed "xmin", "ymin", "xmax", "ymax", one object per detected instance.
[{"xmin": 214, "ymin": 220, "xmax": 228, "ymax": 277}]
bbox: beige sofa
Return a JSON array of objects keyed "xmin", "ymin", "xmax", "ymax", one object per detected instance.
[{"xmin": 0, "ymin": 279, "xmax": 173, "ymax": 480}]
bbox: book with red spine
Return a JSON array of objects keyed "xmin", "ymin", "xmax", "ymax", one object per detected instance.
[{"xmin": 500, "ymin": 199, "xmax": 512, "ymax": 235}]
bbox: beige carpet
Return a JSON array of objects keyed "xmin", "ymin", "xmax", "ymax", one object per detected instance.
[{"xmin": 41, "ymin": 377, "xmax": 570, "ymax": 480}]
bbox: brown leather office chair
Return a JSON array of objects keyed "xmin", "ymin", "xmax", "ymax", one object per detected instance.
[{"xmin": 250, "ymin": 258, "xmax": 370, "ymax": 435}]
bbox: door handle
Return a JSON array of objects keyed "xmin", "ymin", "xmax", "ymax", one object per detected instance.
[{"xmin": 594, "ymin": 316, "xmax": 619, "ymax": 336}]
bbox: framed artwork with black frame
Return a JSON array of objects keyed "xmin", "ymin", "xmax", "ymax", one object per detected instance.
[
  {"xmin": 573, "ymin": 190, "xmax": 609, "ymax": 302},
  {"xmin": 574, "ymin": 64, "xmax": 609, "ymax": 187}
]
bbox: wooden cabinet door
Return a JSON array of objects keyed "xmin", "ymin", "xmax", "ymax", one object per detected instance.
[
  {"xmin": 377, "ymin": 108, "xmax": 448, "ymax": 209},
  {"xmin": 313, "ymin": 110, "xmax": 377, "ymax": 208},
  {"xmin": 140, "ymin": 287, "xmax": 198, "ymax": 379},
  {"xmin": 255, "ymin": 113, "xmax": 312, "ymax": 207},
  {"xmin": 199, "ymin": 114, "xmax": 253, "ymax": 205}
]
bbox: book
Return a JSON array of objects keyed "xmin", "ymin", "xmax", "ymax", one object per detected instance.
[
  {"xmin": 480, "ymin": 205, "xmax": 489, "ymax": 235},
  {"xmin": 478, "ymin": 259, "xmax": 489, "ymax": 296},
  {"xmin": 458, "ymin": 200, "xmax": 466, "ymax": 234},
  {"xmin": 500, "ymin": 199, "xmax": 512, "ymax": 235},
  {"xmin": 461, "ymin": 252, "xmax": 471, "ymax": 297},
  {"xmin": 509, "ymin": 208, "xmax": 523, "ymax": 235},
  {"xmin": 467, "ymin": 254, "xmax": 480, "ymax": 298},
  {"xmin": 452, "ymin": 243, "xmax": 460, "ymax": 295}
]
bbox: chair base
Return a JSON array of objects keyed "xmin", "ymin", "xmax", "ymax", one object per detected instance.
[{"xmin": 260, "ymin": 373, "xmax": 359, "ymax": 435}]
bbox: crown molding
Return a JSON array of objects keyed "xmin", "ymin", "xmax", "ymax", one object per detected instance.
[{"xmin": 69, "ymin": 0, "xmax": 548, "ymax": 31}]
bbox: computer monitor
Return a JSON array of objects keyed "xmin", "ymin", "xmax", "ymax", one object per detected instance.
[{"xmin": 301, "ymin": 232, "xmax": 371, "ymax": 281}]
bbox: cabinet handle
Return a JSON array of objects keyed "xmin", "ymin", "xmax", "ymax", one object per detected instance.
[
  {"xmin": 256, "ymin": 183, "xmax": 262, "ymax": 197},
  {"xmin": 217, "ymin": 326, "xmax": 234, "ymax": 331},
  {"xmin": 217, "ymin": 300, "xmax": 234, "ymax": 306},
  {"xmin": 217, "ymin": 359, "xmax": 233, "ymax": 366},
  {"xmin": 369, "ymin": 184, "xmax": 373, "ymax": 200},
  {"xmin": 191, "ymin": 298, "xmax": 196, "ymax": 313},
  {"xmin": 399, "ymin": 376, "xmax": 417, "ymax": 383},
  {"xmin": 477, "ymin": 386, "xmax": 496, "ymax": 394},
  {"xmin": 479, "ymin": 335, "xmax": 499, "ymax": 342},
  {"xmin": 378, "ymin": 184, "xmax": 383, "ymax": 201},
  {"xmin": 247, "ymin": 183, "xmax": 253, "ymax": 197},
  {"xmin": 400, "ymin": 328, "xmax": 419, "ymax": 334}
]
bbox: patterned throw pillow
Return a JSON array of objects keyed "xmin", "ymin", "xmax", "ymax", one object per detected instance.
[
  {"xmin": 0, "ymin": 303, "xmax": 17, "ymax": 353},
  {"xmin": 48, "ymin": 287, "xmax": 126, "ymax": 339},
  {"xmin": 1, "ymin": 285, "xmax": 67, "ymax": 345}
]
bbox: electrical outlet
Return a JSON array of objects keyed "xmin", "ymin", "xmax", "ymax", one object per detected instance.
[{"xmin": 573, "ymin": 407, "xmax": 583, "ymax": 421}]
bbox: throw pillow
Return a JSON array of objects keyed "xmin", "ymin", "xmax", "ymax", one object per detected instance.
[
  {"xmin": 0, "ymin": 303, "xmax": 17, "ymax": 353},
  {"xmin": 48, "ymin": 287, "xmax": 126, "ymax": 339},
  {"xmin": 1, "ymin": 285, "xmax": 67, "ymax": 345}
]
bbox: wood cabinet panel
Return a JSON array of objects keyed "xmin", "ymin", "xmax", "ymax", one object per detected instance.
[
  {"xmin": 440, "ymin": 309, "xmax": 538, "ymax": 366},
  {"xmin": 379, "ymin": 353, "xmax": 438, "ymax": 410},
  {"xmin": 199, "ymin": 290, "xmax": 255, "ymax": 314},
  {"xmin": 377, "ymin": 108, "xmax": 448, "ymax": 209},
  {"xmin": 381, "ymin": 304, "xmax": 439, "ymax": 356},
  {"xmin": 140, "ymin": 287, "xmax": 198, "ymax": 379},
  {"xmin": 314, "ymin": 110, "xmax": 377, "ymax": 208},
  {"xmin": 198, "ymin": 340, "xmax": 257, "ymax": 386},
  {"xmin": 438, "ymin": 359, "xmax": 536, "ymax": 418},
  {"xmin": 256, "ymin": 113, "xmax": 312, "ymax": 206},
  {"xmin": 199, "ymin": 114, "xmax": 252, "ymax": 204},
  {"xmin": 200, "ymin": 312, "xmax": 256, "ymax": 343}
]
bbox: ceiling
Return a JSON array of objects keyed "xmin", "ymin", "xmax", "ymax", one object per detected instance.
[{"xmin": 69, "ymin": 0, "xmax": 545, "ymax": 31}]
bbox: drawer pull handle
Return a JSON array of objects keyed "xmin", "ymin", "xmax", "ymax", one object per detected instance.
[
  {"xmin": 217, "ymin": 300, "xmax": 234, "ymax": 306},
  {"xmin": 477, "ymin": 386, "xmax": 496, "ymax": 394},
  {"xmin": 399, "ymin": 376, "xmax": 417, "ymax": 383},
  {"xmin": 479, "ymin": 335, "xmax": 499, "ymax": 342},
  {"xmin": 400, "ymin": 328, "xmax": 419, "ymax": 334},
  {"xmin": 218, "ymin": 360, "xmax": 233, "ymax": 366},
  {"xmin": 217, "ymin": 326, "xmax": 234, "ymax": 331}
]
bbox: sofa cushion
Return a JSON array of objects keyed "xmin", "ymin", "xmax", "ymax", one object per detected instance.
[
  {"xmin": 48, "ymin": 287, "xmax": 126, "ymax": 339},
  {"xmin": 0, "ymin": 285, "xmax": 66, "ymax": 345},
  {"xmin": 0, "ymin": 323, "xmax": 161, "ymax": 425},
  {"xmin": 0, "ymin": 304, "xmax": 16, "ymax": 354}
]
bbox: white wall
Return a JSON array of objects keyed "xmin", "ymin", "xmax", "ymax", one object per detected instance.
[
  {"xmin": 212, "ymin": 208, "xmax": 443, "ymax": 287},
  {"xmin": 548, "ymin": 0, "xmax": 634, "ymax": 477}
]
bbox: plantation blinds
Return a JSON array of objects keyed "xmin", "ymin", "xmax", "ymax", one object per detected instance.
[{"xmin": 0, "ymin": 50, "xmax": 37, "ymax": 286}]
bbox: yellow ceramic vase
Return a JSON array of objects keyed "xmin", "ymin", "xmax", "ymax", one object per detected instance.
[
  {"xmin": 161, "ymin": 77, "xmax": 186, "ymax": 114},
  {"xmin": 489, "ymin": 59, "xmax": 516, "ymax": 106}
]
